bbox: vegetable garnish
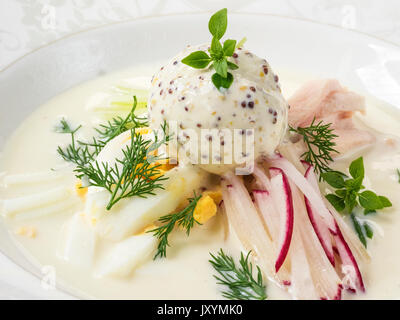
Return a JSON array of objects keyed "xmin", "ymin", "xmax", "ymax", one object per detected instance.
[
  {"xmin": 56, "ymin": 119, "xmax": 98, "ymax": 166},
  {"xmin": 148, "ymin": 193, "xmax": 202, "ymax": 259},
  {"xmin": 56, "ymin": 96, "xmax": 147, "ymax": 167},
  {"xmin": 323, "ymin": 157, "xmax": 392, "ymax": 246},
  {"xmin": 323, "ymin": 157, "xmax": 392, "ymax": 214},
  {"xmin": 350, "ymin": 213, "xmax": 366, "ymax": 247},
  {"xmin": 75, "ymin": 125, "xmax": 170, "ymax": 210},
  {"xmin": 77, "ymin": 96, "xmax": 147, "ymax": 153},
  {"xmin": 350, "ymin": 213, "xmax": 373, "ymax": 248},
  {"xmin": 57, "ymin": 96, "xmax": 171, "ymax": 210},
  {"xmin": 181, "ymin": 8, "xmax": 238, "ymax": 90},
  {"xmin": 289, "ymin": 118, "xmax": 339, "ymax": 178},
  {"xmin": 236, "ymin": 37, "xmax": 247, "ymax": 49},
  {"xmin": 95, "ymin": 96, "xmax": 147, "ymax": 144},
  {"xmin": 209, "ymin": 249, "xmax": 267, "ymax": 300},
  {"xmin": 397, "ymin": 168, "xmax": 400, "ymax": 183}
]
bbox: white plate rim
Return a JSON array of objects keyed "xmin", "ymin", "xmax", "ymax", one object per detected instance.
[{"xmin": 2, "ymin": 11, "xmax": 400, "ymax": 74}]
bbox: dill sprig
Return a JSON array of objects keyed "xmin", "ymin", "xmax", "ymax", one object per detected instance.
[
  {"xmin": 289, "ymin": 118, "xmax": 339, "ymax": 177},
  {"xmin": 56, "ymin": 96, "xmax": 147, "ymax": 167},
  {"xmin": 209, "ymin": 249, "xmax": 267, "ymax": 300},
  {"xmin": 77, "ymin": 96, "xmax": 147, "ymax": 152},
  {"xmin": 94, "ymin": 96, "xmax": 148, "ymax": 145},
  {"xmin": 56, "ymin": 119, "xmax": 98, "ymax": 166},
  {"xmin": 54, "ymin": 118, "xmax": 78, "ymax": 134},
  {"xmin": 75, "ymin": 126, "xmax": 170, "ymax": 210},
  {"xmin": 148, "ymin": 193, "xmax": 202, "ymax": 260},
  {"xmin": 56, "ymin": 96, "xmax": 172, "ymax": 210}
]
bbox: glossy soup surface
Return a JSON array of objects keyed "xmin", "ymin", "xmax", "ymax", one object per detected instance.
[{"xmin": 0, "ymin": 65, "xmax": 399, "ymax": 299}]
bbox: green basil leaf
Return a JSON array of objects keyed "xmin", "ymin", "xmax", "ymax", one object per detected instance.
[
  {"xmin": 227, "ymin": 61, "xmax": 239, "ymax": 70},
  {"xmin": 223, "ymin": 39, "xmax": 236, "ymax": 56},
  {"xmin": 213, "ymin": 59, "xmax": 228, "ymax": 78},
  {"xmin": 208, "ymin": 8, "xmax": 228, "ymax": 40},
  {"xmin": 364, "ymin": 208, "xmax": 376, "ymax": 215},
  {"xmin": 363, "ymin": 222, "xmax": 374, "ymax": 239},
  {"xmin": 379, "ymin": 195, "xmax": 392, "ymax": 208},
  {"xmin": 325, "ymin": 194, "xmax": 345, "ymax": 212},
  {"xmin": 181, "ymin": 51, "xmax": 211, "ymax": 69},
  {"xmin": 212, "ymin": 72, "xmax": 233, "ymax": 90},
  {"xmin": 350, "ymin": 213, "xmax": 367, "ymax": 247},
  {"xmin": 349, "ymin": 157, "xmax": 364, "ymax": 180},
  {"xmin": 359, "ymin": 190, "xmax": 382, "ymax": 210},
  {"xmin": 335, "ymin": 189, "xmax": 347, "ymax": 197},
  {"xmin": 344, "ymin": 176, "xmax": 363, "ymax": 192},
  {"xmin": 352, "ymin": 176, "xmax": 364, "ymax": 191},
  {"xmin": 321, "ymin": 171, "xmax": 345, "ymax": 188},
  {"xmin": 333, "ymin": 170, "xmax": 348, "ymax": 178},
  {"xmin": 210, "ymin": 37, "xmax": 223, "ymax": 57},
  {"xmin": 345, "ymin": 191, "xmax": 357, "ymax": 213}
]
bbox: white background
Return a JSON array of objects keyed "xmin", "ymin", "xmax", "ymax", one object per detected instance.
[{"xmin": 1, "ymin": 0, "xmax": 400, "ymax": 70}]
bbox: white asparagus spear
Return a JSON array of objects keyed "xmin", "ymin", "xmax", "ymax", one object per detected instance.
[
  {"xmin": 1, "ymin": 186, "xmax": 71, "ymax": 217},
  {"xmin": 2, "ymin": 171, "xmax": 66, "ymax": 187},
  {"xmin": 57, "ymin": 212, "xmax": 97, "ymax": 268},
  {"xmin": 91, "ymin": 165, "xmax": 205, "ymax": 241},
  {"xmin": 95, "ymin": 233, "xmax": 156, "ymax": 278}
]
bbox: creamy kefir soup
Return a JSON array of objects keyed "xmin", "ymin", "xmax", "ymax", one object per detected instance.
[{"xmin": 1, "ymin": 9, "xmax": 400, "ymax": 300}]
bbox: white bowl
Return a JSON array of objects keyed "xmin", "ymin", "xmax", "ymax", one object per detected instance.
[{"xmin": 0, "ymin": 13, "xmax": 399, "ymax": 299}]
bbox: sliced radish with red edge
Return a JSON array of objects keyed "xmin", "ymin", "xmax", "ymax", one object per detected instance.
[{"xmin": 269, "ymin": 167, "xmax": 294, "ymax": 273}]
